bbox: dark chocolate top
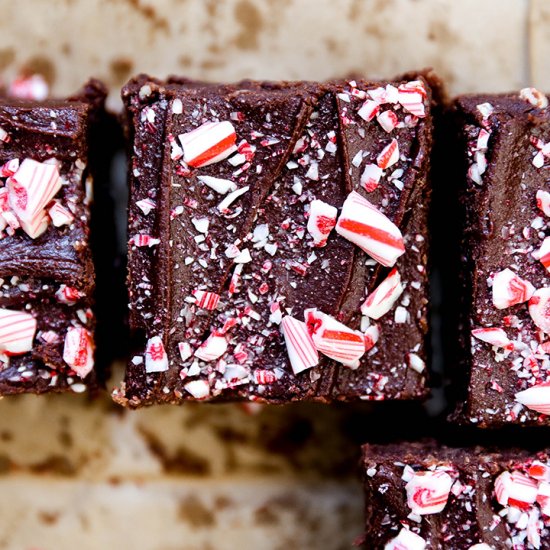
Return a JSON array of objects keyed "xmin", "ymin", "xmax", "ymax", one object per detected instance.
[
  {"xmin": 0, "ymin": 80, "xmax": 106, "ymax": 394},
  {"xmin": 453, "ymin": 90, "xmax": 550, "ymax": 426},
  {"xmin": 362, "ymin": 442, "xmax": 550, "ymax": 549},
  {"xmin": 117, "ymin": 73, "xmax": 436, "ymax": 406}
]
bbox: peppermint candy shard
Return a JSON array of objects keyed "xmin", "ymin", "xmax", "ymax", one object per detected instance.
[
  {"xmin": 179, "ymin": 121, "xmax": 237, "ymax": 168},
  {"xmin": 197, "ymin": 175, "xmax": 237, "ymax": 194},
  {"xmin": 336, "ymin": 191, "xmax": 405, "ymax": 267},
  {"xmin": 361, "ymin": 268, "xmax": 403, "ymax": 319},
  {"xmin": 536, "ymin": 190, "xmax": 550, "ymax": 217},
  {"xmin": 519, "ymin": 88, "xmax": 549, "ymax": 109},
  {"xmin": 192, "ymin": 290, "xmax": 220, "ymax": 310},
  {"xmin": 0, "ymin": 308, "xmax": 37, "ymax": 355},
  {"xmin": 376, "ymin": 138, "xmax": 399, "ymax": 169},
  {"xmin": 533, "ymin": 237, "xmax": 550, "ymax": 273},
  {"xmin": 492, "ymin": 268, "xmax": 535, "ymax": 309},
  {"xmin": 360, "ymin": 163, "xmax": 383, "ymax": 193},
  {"xmin": 529, "ymin": 288, "xmax": 550, "ymax": 334},
  {"xmin": 63, "ymin": 327, "xmax": 94, "ymax": 378},
  {"xmin": 280, "ymin": 315, "xmax": 319, "ymax": 375},
  {"xmin": 471, "ymin": 327, "xmax": 511, "ymax": 348},
  {"xmin": 194, "ymin": 332, "xmax": 228, "ymax": 362},
  {"xmin": 48, "ymin": 201, "xmax": 74, "ymax": 227},
  {"xmin": 306, "ymin": 199, "xmax": 337, "ymax": 247},
  {"xmin": 145, "ymin": 335, "xmax": 169, "ymax": 373},
  {"xmin": 494, "ymin": 470, "xmax": 538, "ymax": 507},
  {"xmin": 7, "ymin": 159, "xmax": 62, "ymax": 237},
  {"xmin": 364, "ymin": 324, "xmax": 380, "ymax": 352},
  {"xmin": 515, "ymin": 382, "xmax": 550, "ymax": 415},
  {"xmin": 397, "ymin": 80, "xmax": 427, "ymax": 117},
  {"xmin": 304, "ymin": 308, "xmax": 365, "ymax": 368},
  {"xmin": 405, "ymin": 469, "xmax": 453, "ymax": 515},
  {"xmin": 184, "ymin": 379, "xmax": 210, "ymax": 399},
  {"xmin": 384, "ymin": 528, "xmax": 426, "ymax": 550}
]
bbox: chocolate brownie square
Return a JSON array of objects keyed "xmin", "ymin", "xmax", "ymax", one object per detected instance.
[
  {"xmin": 115, "ymin": 72, "xmax": 437, "ymax": 406},
  {"xmin": 0, "ymin": 80, "xmax": 107, "ymax": 394},
  {"xmin": 452, "ymin": 89, "xmax": 550, "ymax": 426},
  {"xmin": 362, "ymin": 441, "xmax": 550, "ymax": 549}
]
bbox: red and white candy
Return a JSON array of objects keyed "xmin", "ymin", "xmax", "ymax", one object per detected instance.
[
  {"xmin": 515, "ymin": 382, "xmax": 550, "ymax": 415},
  {"xmin": 336, "ymin": 191, "xmax": 405, "ymax": 267},
  {"xmin": 55, "ymin": 285, "xmax": 83, "ymax": 305},
  {"xmin": 494, "ymin": 470, "xmax": 538, "ymax": 507},
  {"xmin": 377, "ymin": 139, "xmax": 399, "ymax": 169},
  {"xmin": 492, "ymin": 268, "xmax": 535, "ymax": 309},
  {"xmin": 48, "ymin": 201, "xmax": 73, "ymax": 227},
  {"xmin": 63, "ymin": 326, "xmax": 94, "ymax": 378},
  {"xmin": 306, "ymin": 199, "xmax": 337, "ymax": 247},
  {"xmin": 281, "ymin": 315, "xmax": 319, "ymax": 374},
  {"xmin": 405, "ymin": 469, "xmax": 453, "ymax": 515},
  {"xmin": 144, "ymin": 335, "xmax": 168, "ymax": 373},
  {"xmin": 397, "ymin": 81, "xmax": 427, "ymax": 117},
  {"xmin": 533, "ymin": 237, "xmax": 550, "ymax": 273},
  {"xmin": 377, "ymin": 110, "xmax": 399, "ymax": 133},
  {"xmin": 0, "ymin": 308, "xmax": 37, "ymax": 355},
  {"xmin": 7, "ymin": 159, "xmax": 61, "ymax": 238},
  {"xmin": 536, "ymin": 482, "xmax": 550, "ymax": 516},
  {"xmin": 304, "ymin": 308, "xmax": 365, "ymax": 368},
  {"xmin": 471, "ymin": 327, "xmax": 511, "ymax": 348},
  {"xmin": 384, "ymin": 528, "xmax": 426, "ymax": 550},
  {"xmin": 179, "ymin": 121, "xmax": 237, "ymax": 168},
  {"xmin": 361, "ymin": 268, "xmax": 403, "ymax": 319},
  {"xmin": 529, "ymin": 288, "xmax": 550, "ymax": 334},
  {"xmin": 194, "ymin": 332, "xmax": 228, "ymax": 362},
  {"xmin": 360, "ymin": 164, "xmax": 383, "ymax": 193},
  {"xmin": 536, "ymin": 190, "xmax": 550, "ymax": 217},
  {"xmin": 520, "ymin": 88, "xmax": 549, "ymax": 109},
  {"xmin": 192, "ymin": 290, "xmax": 220, "ymax": 310}
]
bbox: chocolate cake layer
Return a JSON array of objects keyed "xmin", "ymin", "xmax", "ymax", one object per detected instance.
[
  {"xmin": 116, "ymin": 73, "xmax": 437, "ymax": 406},
  {"xmin": 362, "ymin": 441, "xmax": 550, "ymax": 549},
  {"xmin": 452, "ymin": 89, "xmax": 550, "ymax": 426},
  {"xmin": 0, "ymin": 80, "xmax": 107, "ymax": 394}
]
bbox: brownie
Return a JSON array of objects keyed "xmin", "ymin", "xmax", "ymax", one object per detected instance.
[
  {"xmin": 451, "ymin": 89, "xmax": 550, "ymax": 426},
  {"xmin": 0, "ymin": 79, "xmax": 107, "ymax": 394},
  {"xmin": 115, "ymin": 72, "xmax": 437, "ymax": 407},
  {"xmin": 362, "ymin": 441, "xmax": 550, "ymax": 549}
]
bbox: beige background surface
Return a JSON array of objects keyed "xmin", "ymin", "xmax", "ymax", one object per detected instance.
[{"xmin": 0, "ymin": 1, "xmax": 545, "ymax": 549}]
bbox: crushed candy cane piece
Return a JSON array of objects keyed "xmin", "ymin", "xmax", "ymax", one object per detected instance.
[
  {"xmin": 536, "ymin": 190, "xmax": 550, "ymax": 217},
  {"xmin": 533, "ymin": 237, "xmax": 550, "ymax": 273},
  {"xmin": 472, "ymin": 327, "xmax": 511, "ymax": 348},
  {"xmin": 197, "ymin": 175, "xmax": 237, "ymax": 194},
  {"xmin": 405, "ymin": 469, "xmax": 453, "ymax": 515},
  {"xmin": 179, "ymin": 121, "xmax": 237, "ymax": 168},
  {"xmin": 377, "ymin": 139, "xmax": 399, "ymax": 169},
  {"xmin": 384, "ymin": 528, "xmax": 426, "ymax": 550},
  {"xmin": 364, "ymin": 325, "xmax": 380, "ymax": 351},
  {"xmin": 357, "ymin": 100, "xmax": 379, "ymax": 122},
  {"xmin": 305, "ymin": 308, "xmax": 365, "ymax": 368},
  {"xmin": 361, "ymin": 268, "xmax": 403, "ymax": 319},
  {"xmin": 0, "ymin": 308, "xmax": 37, "ymax": 355},
  {"xmin": 192, "ymin": 290, "xmax": 220, "ymax": 310},
  {"xmin": 145, "ymin": 335, "xmax": 168, "ymax": 373},
  {"xmin": 529, "ymin": 289, "xmax": 550, "ymax": 334},
  {"xmin": 407, "ymin": 353, "xmax": 426, "ymax": 373},
  {"xmin": 336, "ymin": 191, "xmax": 405, "ymax": 267},
  {"xmin": 48, "ymin": 201, "xmax": 74, "ymax": 227},
  {"xmin": 55, "ymin": 285, "xmax": 83, "ymax": 305},
  {"xmin": 397, "ymin": 81, "xmax": 427, "ymax": 117},
  {"xmin": 360, "ymin": 163, "xmax": 383, "ymax": 193},
  {"xmin": 130, "ymin": 234, "xmax": 160, "ymax": 247},
  {"xmin": 492, "ymin": 268, "xmax": 535, "ymax": 309},
  {"xmin": 8, "ymin": 74, "xmax": 48, "ymax": 101},
  {"xmin": 194, "ymin": 332, "xmax": 228, "ymax": 362},
  {"xmin": 515, "ymin": 382, "xmax": 550, "ymax": 415},
  {"xmin": 136, "ymin": 198, "xmax": 156, "ymax": 215},
  {"xmin": 280, "ymin": 315, "xmax": 319, "ymax": 375},
  {"xmin": 494, "ymin": 470, "xmax": 538, "ymax": 507},
  {"xmin": 520, "ymin": 88, "xmax": 548, "ymax": 109},
  {"xmin": 306, "ymin": 199, "xmax": 337, "ymax": 247},
  {"xmin": 184, "ymin": 379, "xmax": 210, "ymax": 399},
  {"xmin": 63, "ymin": 327, "xmax": 94, "ymax": 378},
  {"xmin": 377, "ymin": 110, "xmax": 399, "ymax": 133}
]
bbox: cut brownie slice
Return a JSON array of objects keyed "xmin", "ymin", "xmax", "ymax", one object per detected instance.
[
  {"xmin": 361, "ymin": 441, "xmax": 550, "ymax": 549},
  {"xmin": 0, "ymin": 80, "xmax": 107, "ymax": 394},
  {"xmin": 452, "ymin": 89, "xmax": 550, "ymax": 426},
  {"xmin": 116, "ymin": 73, "xmax": 437, "ymax": 406}
]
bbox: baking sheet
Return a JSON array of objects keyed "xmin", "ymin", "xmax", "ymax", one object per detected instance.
[{"xmin": 0, "ymin": 1, "xmax": 544, "ymax": 548}]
